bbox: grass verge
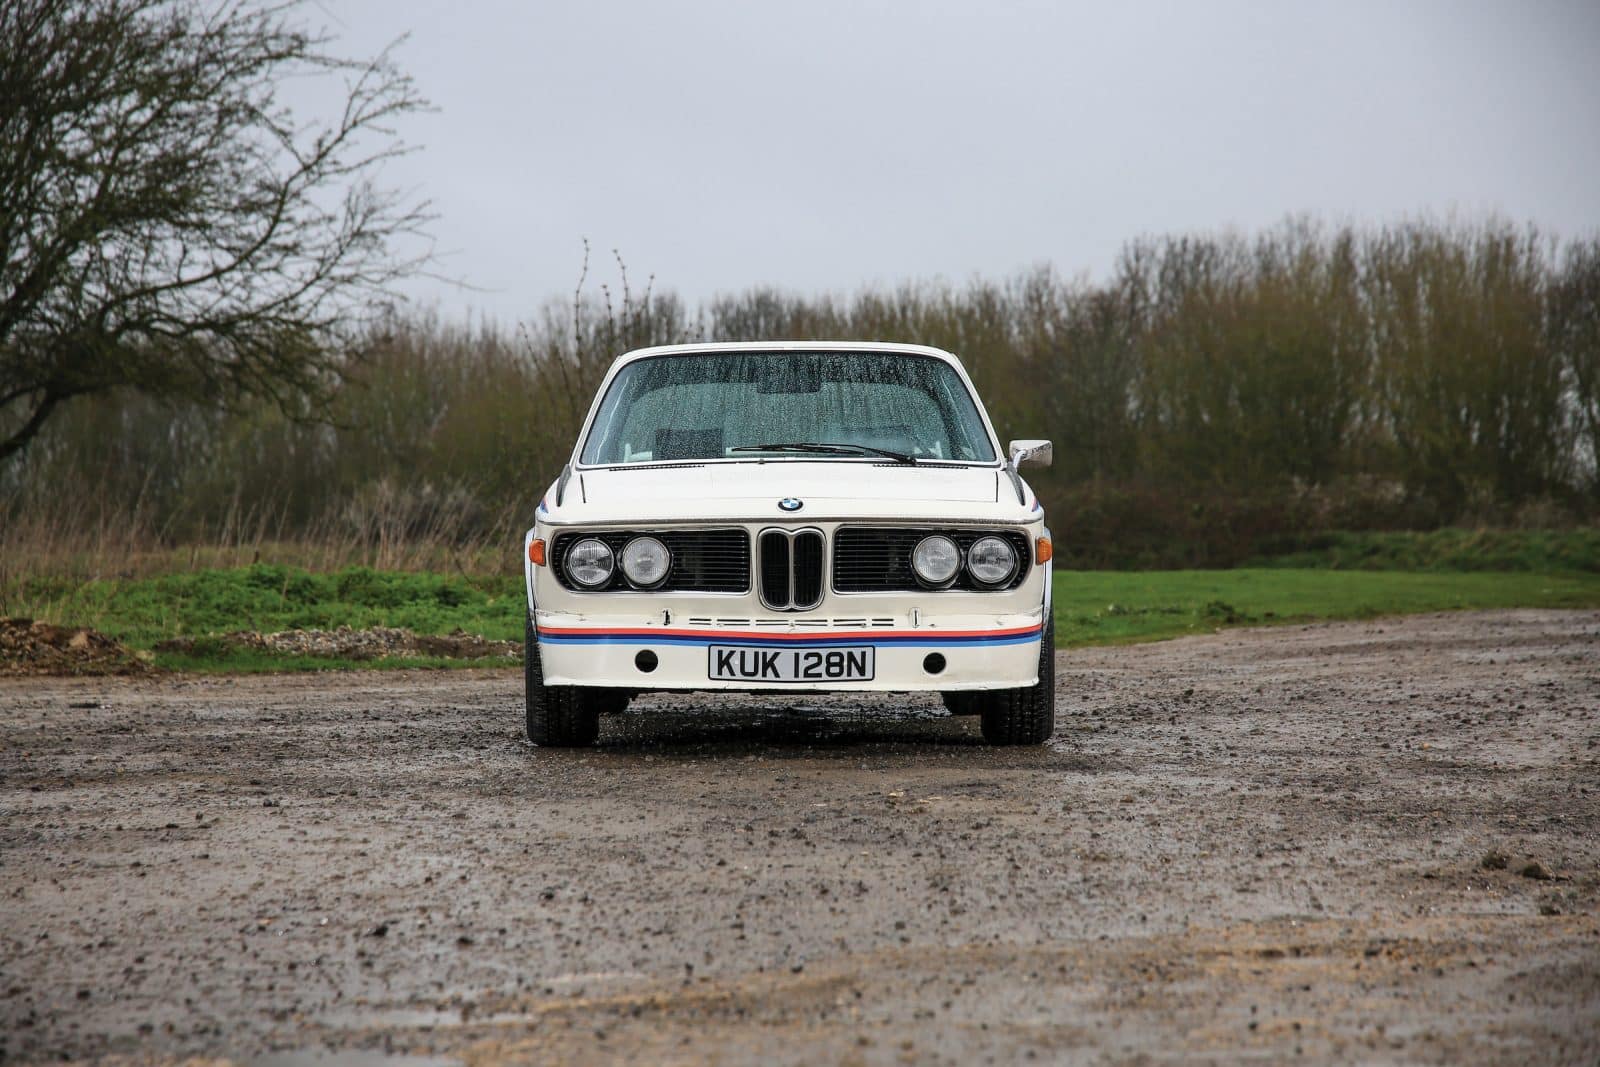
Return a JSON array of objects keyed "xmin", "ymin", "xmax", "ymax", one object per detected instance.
[
  {"xmin": 5, "ymin": 562, "xmax": 1600, "ymax": 672},
  {"xmin": 1051, "ymin": 568, "xmax": 1600, "ymax": 647},
  {"xmin": 5, "ymin": 564, "xmax": 523, "ymax": 648}
]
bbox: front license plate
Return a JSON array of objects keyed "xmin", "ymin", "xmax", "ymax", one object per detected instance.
[{"xmin": 708, "ymin": 644, "xmax": 875, "ymax": 683}]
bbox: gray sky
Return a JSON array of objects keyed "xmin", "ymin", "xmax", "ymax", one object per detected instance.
[{"xmin": 315, "ymin": 0, "xmax": 1600, "ymax": 323}]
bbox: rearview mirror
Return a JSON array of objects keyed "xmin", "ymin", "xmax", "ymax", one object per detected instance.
[{"xmin": 1008, "ymin": 439, "xmax": 1052, "ymax": 468}]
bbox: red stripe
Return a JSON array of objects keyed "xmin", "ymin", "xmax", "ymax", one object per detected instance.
[{"xmin": 538, "ymin": 624, "xmax": 1041, "ymax": 641}]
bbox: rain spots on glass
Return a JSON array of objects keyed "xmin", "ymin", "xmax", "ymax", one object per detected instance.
[{"xmin": 580, "ymin": 352, "xmax": 995, "ymax": 465}]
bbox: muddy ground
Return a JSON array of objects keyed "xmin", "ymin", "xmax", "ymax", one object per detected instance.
[{"xmin": 2, "ymin": 609, "xmax": 1597, "ymax": 1065}]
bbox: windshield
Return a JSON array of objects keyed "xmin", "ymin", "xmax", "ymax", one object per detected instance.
[{"xmin": 579, "ymin": 352, "xmax": 998, "ymax": 465}]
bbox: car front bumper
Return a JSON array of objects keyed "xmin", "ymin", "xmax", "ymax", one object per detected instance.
[{"xmin": 534, "ymin": 608, "xmax": 1045, "ymax": 692}]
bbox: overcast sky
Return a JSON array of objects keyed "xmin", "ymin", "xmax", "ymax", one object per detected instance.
[{"xmin": 314, "ymin": 0, "xmax": 1600, "ymax": 323}]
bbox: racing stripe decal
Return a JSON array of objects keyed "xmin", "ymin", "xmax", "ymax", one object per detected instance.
[{"xmin": 536, "ymin": 624, "xmax": 1043, "ymax": 648}]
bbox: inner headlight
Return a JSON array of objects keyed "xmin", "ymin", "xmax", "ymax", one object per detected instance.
[
  {"xmin": 621, "ymin": 536, "xmax": 671, "ymax": 588},
  {"xmin": 911, "ymin": 534, "xmax": 961, "ymax": 587},
  {"xmin": 565, "ymin": 538, "xmax": 614, "ymax": 588},
  {"xmin": 967, "ymin": 535, "xmax": 1018, "ymax": 586}
]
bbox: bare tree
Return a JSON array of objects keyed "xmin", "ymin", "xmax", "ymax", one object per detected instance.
[
  {"xmin": 0, "ymin": 0, "xmax": 429, "ymax": 463},
  {"xmin": 1550, "ymin": 238, "xmax": 1600, "ymax": 499}
]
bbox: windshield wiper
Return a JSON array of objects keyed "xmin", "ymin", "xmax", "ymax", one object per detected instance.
[{"xmin": 730, "ymin": 441, "xmax": 919, "ymax": 464}]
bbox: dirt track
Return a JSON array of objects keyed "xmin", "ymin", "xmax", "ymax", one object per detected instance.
[{"xmin": 2, "ymin": 610, "xmax": 1598, "ymax": 1065}]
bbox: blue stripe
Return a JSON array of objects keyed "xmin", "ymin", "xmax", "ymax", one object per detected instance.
[{"xmin": 538, "ymin": 630, "xmax": 1041, "ymax": 648}]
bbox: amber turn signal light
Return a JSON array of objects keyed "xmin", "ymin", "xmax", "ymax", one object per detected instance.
[
  {"xmin": 527, "ymin": 538, "xmax": 547, "ymax": 566},
  {"xmin": 1035, "ymin": 537, "xmax": 1053, "ymax": 564}
]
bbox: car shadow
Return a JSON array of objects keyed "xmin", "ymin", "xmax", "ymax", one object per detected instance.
[
  {"xmin": 601, "ymin": 708, "xmax": 985, "ymax": 750},
  {"xmin": 569, "ymin": 692, "xmax": 1081, "ymax": 760}
]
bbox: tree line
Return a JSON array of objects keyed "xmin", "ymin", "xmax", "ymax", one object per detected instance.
[{"xmin": 4, "ymin": 218, "xmax": 1598, "ymax": 569}]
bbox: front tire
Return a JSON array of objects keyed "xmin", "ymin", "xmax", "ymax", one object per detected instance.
[
  {"xmin": 524, "ymin": 611, "xmax": 599, "ymax": 747},
  {"xmin": 979, "ymin": 617, "xmax": 1056, "ymax": 746}
]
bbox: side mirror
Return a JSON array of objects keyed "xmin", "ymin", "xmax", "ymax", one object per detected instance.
[{"xmin": 1008, "ymin": 439, "xmax": 1052, "ymax": 468}]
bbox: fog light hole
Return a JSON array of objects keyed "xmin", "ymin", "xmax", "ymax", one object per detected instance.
[
  {"xmin": 635, "ymin": 650, "xmax": 658, "ymax": 673},
  {"xmin": 923, "ymin": 652, "xmax": 946, "ymax": 675}
]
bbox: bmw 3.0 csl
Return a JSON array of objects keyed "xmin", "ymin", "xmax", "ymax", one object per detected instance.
[{"xmin": 522, "ymin": 341, "xmax": 1056, "ymax": 746}]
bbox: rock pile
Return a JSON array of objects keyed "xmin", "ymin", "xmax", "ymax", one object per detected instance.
[{"xmin": 153, "ymin": 626, "xmax": 519, "ymax": 661}]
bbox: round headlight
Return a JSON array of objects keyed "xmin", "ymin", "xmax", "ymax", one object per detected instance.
[
  {"xmin": 967, "ymin": 535, "xmax": 1018, "ymax": 586},
  {"xmin": 911, "ymin": 534, "xmax": 961, "ymax": 587},
  {"xmin": 565, "ymin": 538, "xmax": 614, "ymax": 588},
  {"xmin": 621, "ymin": 536, "xmax": 671, "ymax": 588}
]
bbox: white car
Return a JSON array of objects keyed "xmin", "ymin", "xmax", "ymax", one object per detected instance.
[{"xmin": 521, "ymin": 341, "xmax": 1056, "ymax": 746}]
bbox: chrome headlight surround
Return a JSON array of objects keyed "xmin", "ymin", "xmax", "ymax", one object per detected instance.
[
  {"xmin": 965, "ymin": 534, "xmax": 1018, "ymax": 587},
  {"xmin": 621, "ymin": 535, "xmax": 672, "ymax": 589},
  {"xmin": 911, "ymin": 534, "xmax": 961, "ymax": 588},
  {"xmin": 565, "ymin": 537, "xmax": 615, "ymax": 588}
]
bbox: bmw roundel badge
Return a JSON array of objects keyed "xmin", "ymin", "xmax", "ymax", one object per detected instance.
[{"xmin": 778, "ymin": 497, "xmax": 804, "ymax": 512}]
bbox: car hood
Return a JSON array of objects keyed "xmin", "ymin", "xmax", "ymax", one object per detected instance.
[{"xmin": 543, "ymin": 461, "xmax": 1041, "ymax": 525}]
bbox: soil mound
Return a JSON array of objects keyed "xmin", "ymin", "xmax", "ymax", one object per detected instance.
[{"xmin": 0, "ymin": 618, "xmax": 154, "ymax": 676}]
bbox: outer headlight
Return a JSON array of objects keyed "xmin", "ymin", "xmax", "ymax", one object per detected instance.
[
  {"xmin": 621, "ymin": 536, "xmax": 671, "ymax": 588},
  {"xmin": 565, "ymin": 538, "xmax": 614, "ymax": 588},
  {"xmin": 911, "ymin": 534, "xmax": 961, "ymax": 587},
  {"xmin": 967, "ymin": 535, "xmax": 1018, "ymax": 586}
]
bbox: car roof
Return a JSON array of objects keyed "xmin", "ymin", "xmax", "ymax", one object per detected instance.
[{"xmin": 610, "ymin": 340, "xmax": 965, "ymax": 367}]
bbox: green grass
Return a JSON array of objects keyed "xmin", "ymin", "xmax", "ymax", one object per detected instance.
[
  {"xmin": 1051, "ymin": 568, "xmax": 1600, "ymax": 647},
  {"xmin": 6, "ymin": 560, "xmax": 1600, "ymax": 672},
  {"xmin": 6, "ymin": 564, "xmax": 524, "ymax": 650},
  {"xmin": 5, "ymin": 564, "xmax": 523, "ymax": 671}
]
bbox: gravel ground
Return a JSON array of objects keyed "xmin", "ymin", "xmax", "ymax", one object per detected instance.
[{"xmin": 2, "ymin": 609, "xmax": 1597, "ymax": 1066}]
